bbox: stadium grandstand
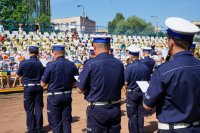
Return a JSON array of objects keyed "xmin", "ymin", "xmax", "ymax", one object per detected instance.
[{"xmin": 0, "ymin": 28, "xmax": 200, "ymax": 93}]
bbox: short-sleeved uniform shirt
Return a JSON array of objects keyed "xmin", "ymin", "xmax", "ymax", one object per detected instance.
[
  {"xmin": 41, "ymin": 56, "xmax": 78, "ymax": 92},
  {"xmin": 141, "ymin": 56, "xmax": 155, "ymax": 74},
  {"xmin": 125, "ymin": 59, "xmax": 150, "ymax": 90},
  {"xmin": 144, "ymin": 51, "xmax": 200, "ymax": 123},
  {"xmin": 17, "ymin": 56, "xmax": 44, "ymax": 84},
  {"xmin": 76, "ymin": 52, "xmax": 125, "ymax": 102}
]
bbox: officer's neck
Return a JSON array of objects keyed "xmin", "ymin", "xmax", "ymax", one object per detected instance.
[
  {"xmin": 95, "ymin": 49, "xmax": 109, "ymax": 56},
  {"xmin": 131, "ymin": 57, "xmax": 139, "ymax": 62},
  {"xmin": 171, "ymin": 46, "xmax": 187, "ymax": 56},
  {"xmin": 143, "ymin": 53, "xmax": 150, "ymax": 57},
  {"xmin": 55, "ymin": 56, "xmax": 64, "ymax": 60},
  {"xmin": 168, "ymin": 41, "xmax": 188, "ymax": 56},
  {"xmin": 30, "ymin": 54, "xmax": 37, "ymax": 58}
]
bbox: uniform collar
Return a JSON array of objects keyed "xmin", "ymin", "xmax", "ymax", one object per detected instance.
[
  {"xmin": 132, "ymin": 59, "xmax": 140, "ymax": 63},
  {"xmin": 30, "ymin": 55, "xmax": 37, "ymax": 58},
  {"xmin": 96, "ymin": 52, "xmax": 109, "ymax": 58},
  {"xmin": 172, "ymin": 51, "xmax": 193, "ymax": 59},
  {"xmin": 144, "ymin": 56, "xmax": 150, "ymax": 59},
  {"xmin": 56, "ymin": 56, "xmax": 65, "ymax": 60}
]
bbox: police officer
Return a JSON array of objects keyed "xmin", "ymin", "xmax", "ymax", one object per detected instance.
[
  {"xmin": 143, "ymin": 17, "xmax": 200, "ymax": 133},
  {"xmin": 40, "ymin": 44, "xmax": 78, "ymax": 133},
  {"xmin": 17, "ymin": 45, "xmax": 44, "ymax": 133},
  {"xmin": 141, "ymin": 46, "xmax": 155, "ymax": 74},
  {"xmin": 125, "ymin": 45, "xmax": 150, "ymax": 133},
  {"xmin": 89, "ymin": 46, "xmax": 95, "ymax": 58},
  {"xmin": 76, "ymin": 35, "xmax": 124, "ymax": 133}
]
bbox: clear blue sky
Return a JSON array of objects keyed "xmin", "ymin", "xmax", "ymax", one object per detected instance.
[{"xmin": 51, "ymin": 0, "xmax": 200, "ymax": 29}]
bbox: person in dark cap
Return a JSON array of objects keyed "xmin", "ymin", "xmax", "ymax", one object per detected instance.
[
  {"xmin": 0, "ymin": 21, "xmax": 4, "ymax": 34},
  {"xmin": 143, "ymin": 17, "xmax": 200, "ymax": 133},
  {"xmin": 40, "ymin": 44, "xmax": 78, "ymax": 133},
  {"xmin": 141, "ymin": 46, "xmax": 155, "ymax": 74},
  {"xmin": 189, "ymin": 43, "xmax": 196, "ymax": 54},
  {"xmin": 89, "ymin": 46, "xmax": 95, "ymax": 58},
  {"xmin": 76, "ymin": 35, "xmax": 124, "ymax": 133},
  {"xmin": 125, "ymin": 45, "xmax": 150, "ymax": 133},
  {"xmin": 17, "ymin": 45, "xmax": 44, "ymax": 133}
]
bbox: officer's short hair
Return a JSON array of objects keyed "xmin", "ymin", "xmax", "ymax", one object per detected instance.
[
  {"xmin": 29, "ymin": 46, "xmax": 39, "ymax": 55},
  {"xmin": 165, "ymin": 17, "xmax": 200, "ymax": 50},
  {"xmin": 168, "ymin": 35, "xmax": 190, "ymax": 50},
  {"xmin": 94, "ymin": 42, "xmax": 110, "ymax": 49},
  {"xmin": 54, "ymin": 50, "xmax": 65, "ymax": 57},
  {"xmin": 29, "ymin": 50, "xmax": 39, "ymax": 55}
]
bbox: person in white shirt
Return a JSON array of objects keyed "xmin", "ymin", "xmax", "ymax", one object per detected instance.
[{"xmin": 0, "ymin": 21, "xmax": 4, "ymax": 34}]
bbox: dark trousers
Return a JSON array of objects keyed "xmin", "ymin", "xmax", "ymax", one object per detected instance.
[
  {"xmin": 158, "ymin": 127, "xmax": 200, "ymax": 133},
  {"xmin": 47, "ymin": 93, "xmax": 72, "ymax": 133},
  {"xmin": 126, "ymin": 91, "xmax": 144, "ymax": 133},
  {"xmin": 87, "ymin": 104, "xmax": 121, "ymax": 133},
  {"xmin": 24, "ymin": 86, "xmax": 43, "ymax": 133}
]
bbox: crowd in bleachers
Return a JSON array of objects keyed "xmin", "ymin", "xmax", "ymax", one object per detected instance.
[{"xmin": 0, "ymin": 29, "xmax": 200, "ymax": 88}]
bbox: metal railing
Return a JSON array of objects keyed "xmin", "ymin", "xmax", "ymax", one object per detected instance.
[{"xmin": 0, "ymin": 20, "xmax": 167, "ymax": 36}]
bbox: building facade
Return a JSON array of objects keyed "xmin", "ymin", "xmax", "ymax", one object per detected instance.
[{"xmin": 51, "ymin": 16, "xmax": 96, "ymax": 34}]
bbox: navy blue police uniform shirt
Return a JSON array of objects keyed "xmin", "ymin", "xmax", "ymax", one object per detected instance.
[
  {"xmin": 144, "ymin": 51, "xmax": 200, "ymax": 123},
  {"xmin": 41, "ymin": 56, "xmax": 78, "ymax": 92},
  {"xmin": 76, "ymin": 52, "xmax": 125, "ymax": 102},
  {"xmin": 125, "ymin": 59, "xmax": 150, "ymax": 89},
  {"xmin": 141, "ymin": 56, "xmax": 155, "ymax": 74},
  {"xmin": 17, "ymin": 56, "xmax": 44, "ymax": 84}
]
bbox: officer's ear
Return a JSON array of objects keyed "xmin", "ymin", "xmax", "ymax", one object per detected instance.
[
  {"xmin": 93, "ymin": 44, "xmax": 97, "ymax": 51},
  {"xmin": 168, "ymin": 38, "xmax": 174, "ymax": 53}
]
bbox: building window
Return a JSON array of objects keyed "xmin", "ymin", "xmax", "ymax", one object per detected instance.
[{"xmin": 71, "ymin": 22, "xmax": 76, "ymax": 25}]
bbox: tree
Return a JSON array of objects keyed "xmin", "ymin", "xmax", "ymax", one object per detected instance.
[
  {"xmin": 108, "ymin": 13, "xmax": 125, "ymax": 34},
  {"xmin": 37, "ymin": 13, "xmax": 50, "ymax": 23},
  {"xmin": 0, "ymin": 0, "xmax": 16, "ymax": 20},
  {"xmin": 10, "ymin": 2, "xmax": 29, "ymax": 22},
  {"xmin": 0, "ymin": 0, "xmax": 51, "ymax": 31},
  {"xmin": 114, "ymin": 20, "xmax": 126, "ymax": 35},
  {"xmin": 108, "ymin": 13, "xmax": 155, "ymax": 36},
  {"xmin": 0, "ymin": 0, "xmax": 29, "ymax": 21}
]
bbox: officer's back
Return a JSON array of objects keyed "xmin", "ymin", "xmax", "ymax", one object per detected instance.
[
  {"xmin": 156, "ymin": 51, "xmax": 200, "ymax": 122},
  {"xmin": 17, "ymin": 46, "xmax": 44, "ymax": 133},
  {"xmin": 141, "ymin": 47, "xmax": 155, "ymax": 74},
  {"xmin": 125, "ymin": 46, "xmax": 150, "ymax": 133},
  {"xmin": 20, "ymin": 56, "xmax": 43, "ymax": 84},
  {"xmin": 143, "ymin": 17, "xmax": 200, "ymax": 133},
  {"xmin": 125, "ymin": 59, "xmax": 150, "ymax": 89},
  {"xmin": 77, "ymin": 35, "xmax": 124, "ymax": 133},
  {"xmin": 41, "ymin": 44, "xmax": 78, "ymax": 133},
  {"xmin": 46, "ymin": 57, "xmax": 77, "ymax": 92},
  {"xmin": 83, "ymin": 52, "xmax": 124, "ymax": 102}
]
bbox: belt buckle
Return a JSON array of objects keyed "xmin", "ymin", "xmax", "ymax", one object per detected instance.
[{"xmin": 89, "ymin": 102, "xmax": 94, "ymax": 106}]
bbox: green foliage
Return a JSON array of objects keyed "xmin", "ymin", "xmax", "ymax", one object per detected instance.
[
  {"xmin": 0, "ymin": 0, "xmax": 50, "ymax": 22},
  {"xmin": 0, "ymin": 0, "xmax": 17, "ymax": 20},
  {"xmin": 0, "ymin": 0, "xmax": 51, "ymax": 32},
  {"xmin": 37, "ymin": 13, "xmax": 50, "ymax": 23},
  {"xmin": 108, "ymin": 13, "xmax": 125, "ymax": 34},
  {"xmin": 9, "ymin": 2, "xmax": 29, "ymax": 22},
  {"xmin": 108, "ymin": 13, "xmax": 157, "ymax": 36}
]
